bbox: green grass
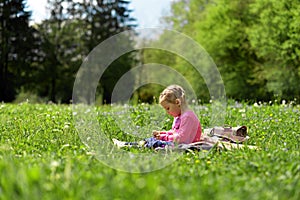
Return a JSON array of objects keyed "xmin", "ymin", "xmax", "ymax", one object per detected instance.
[{"xmin": 0, "ymin": 102, "xmax": 299, "ymax": 200}]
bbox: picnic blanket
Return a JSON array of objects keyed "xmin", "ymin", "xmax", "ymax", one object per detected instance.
[
  {"xmin": 113, "ymin": 126, "xmax": 258, "ymax": 151},
  {"xmin": 174, "ymin": 126, "xmax": 258, "ymax": 151}
]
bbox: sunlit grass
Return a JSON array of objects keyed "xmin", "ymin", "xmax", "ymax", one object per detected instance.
[{"xmin": 0, "ymin": 102, "xmax": 299, "ymax": 199}]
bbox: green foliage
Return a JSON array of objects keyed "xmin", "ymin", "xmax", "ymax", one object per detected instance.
[
  {"xmin": 0, "ymin": 0, "xmax": 38, "ymax": 102},
  {"xmin": 162, "ymin": 0, "xmax": 265, "ymax": 101},
  {"xmin": 35, "ymin": 17, "xmax": 85, "ymax": 103},
  {"xmin": 0, "ymin": 103, "xmax": 299, "ymax": 199},
  {"xmin": 67, "ymin": 0, "xmax": 137, "ymax": 104},
  {"xmin": 247, "ymin": 0, "xmax": 300, "ymax": 98},
  {"xmin": 141, "ymin": 42, "xmax": 210, "ymax": 102},
  {"xmin": 158, "ymin": 0, "xmax": 300, "ymax": 101},
  {"xmin": 2, "ymin": 0, "xmax": 300, "ymax": 104},
  {"xmin": 0, "ymin": 0, "xmax": 137, "ymax": 103},
  {"xmin": 32, "ymin": 0, "xmax": 137, "ymax": 104}
]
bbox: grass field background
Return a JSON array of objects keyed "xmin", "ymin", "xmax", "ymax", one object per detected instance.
[{"xmin": 0, "ymin": 102, "xmax": 299, "ymax": 200}]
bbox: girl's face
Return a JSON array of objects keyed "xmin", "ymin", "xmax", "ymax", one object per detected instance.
[{"xmin": 160, "ymin": 100, "xmax": 181, "ymax": 117}]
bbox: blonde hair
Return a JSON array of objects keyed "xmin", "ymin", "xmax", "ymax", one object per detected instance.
[{"xmin": 159, "ymin": 85, "xmax": 186, "ymax": 105}]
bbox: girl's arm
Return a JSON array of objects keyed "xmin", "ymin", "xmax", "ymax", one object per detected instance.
[
  {"xmin": 153, "ymin": 130, "xmax": 171, "ymax": 140},
  {"xmin": 159, "ymin": 130, "xmax": 174, "ymax": 141}
]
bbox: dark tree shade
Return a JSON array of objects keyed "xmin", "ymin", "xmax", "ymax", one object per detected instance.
[
  {"xmin": 37, "ymin": 0, "xmax": 137, "ymax": 103},
  {"xmin": 1, "ymin": 0, "xmax": 137, "ymax": 103},
  {"xmin": 0, "ymin": 0, "xmax": 35, "ymax": 102}
]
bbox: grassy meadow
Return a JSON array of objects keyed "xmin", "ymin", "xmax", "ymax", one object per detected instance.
[{"xmin": 0, "ymin": 102, "xmax": 299, "ymax": 200}]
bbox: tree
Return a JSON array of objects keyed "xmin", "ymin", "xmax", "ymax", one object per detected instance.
[
  {"xmin": 73, "ymin": 0, "xmax": 137, "ymax": 104},
  {"xmin": 158, "ymin": 0, "xmax": 267, "ymax": 101},
  {"xmin": 33, "ymin": 0, "xmax": 87, "ymax": 103},
  {"xmin": 247, "ymin": 0, "xmax": 300, "ymax": 99},
  {"xmin": 0, "ymin": 0, "xmax": 36, "ymax": 102},
  {"xmin": 140, "ymin": 39, "xmax": 210, "ymax": 102},
  {"xmin": 163, "ymin": 0, "xmax": 300, "ymax": 101},
  {"xmin": 190, "ymin": 0, "xmax": 267, "ymax": 101},
  {"xmin": 36, "ymin": 0, "xmax": 137, "ymax": 103},
  {"xmin": 140, "ymin": 0, "xmax": 219, "ymax": 102}
]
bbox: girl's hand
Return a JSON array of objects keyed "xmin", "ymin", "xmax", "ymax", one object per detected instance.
[{"xmin": 152, "ymin": 130, "xmax": 160, "ymax": 139}]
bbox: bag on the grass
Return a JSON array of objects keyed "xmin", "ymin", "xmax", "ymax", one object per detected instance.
[{"xmin": 209, "ymin": 125, "xmax": 249, "ymax": 143}]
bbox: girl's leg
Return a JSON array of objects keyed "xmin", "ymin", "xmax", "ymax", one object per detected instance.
[{"xmin": 144, "ymin": 137, "xmax": 174, "ymax": 148}]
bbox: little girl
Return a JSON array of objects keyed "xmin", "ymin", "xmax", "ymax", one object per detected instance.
[{"xmin": 113, "ymin": 85, "xmax": 202, "ymax": 148}]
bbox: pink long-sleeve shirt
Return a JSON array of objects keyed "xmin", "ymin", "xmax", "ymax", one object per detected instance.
[{"xmin": 159, "ymin": 110, "xmax": 202, "ymax": 144}]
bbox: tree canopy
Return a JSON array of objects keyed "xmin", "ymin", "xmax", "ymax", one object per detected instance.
[
  {"xmin": 145, "ymin": 0, "xmax": 300, "ymax": 102},
  {"xmin": 0, "ymin": 0, "xmax": 137, "ymax": 103},
  {"xmin": 1, "ymin": 0, "xmax": 299, "ymax": 103},
  {"xmin": 0, "ymin": 0, "xmax": 36, "ymax": 101}
]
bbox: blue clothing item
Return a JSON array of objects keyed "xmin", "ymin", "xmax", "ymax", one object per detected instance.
[{"xmin": 144, "ymin": 137, "xmax": 174, "ymax": 148}]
